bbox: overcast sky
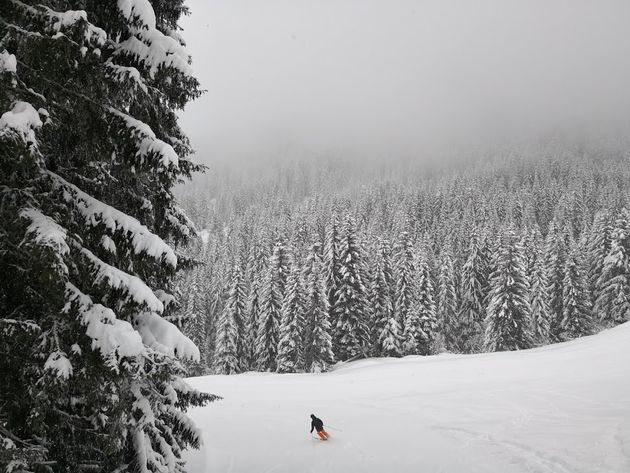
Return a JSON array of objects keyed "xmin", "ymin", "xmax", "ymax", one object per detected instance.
[{"xmin": 179, "ymin": 0, "xmax": 630, "ymax": 165}]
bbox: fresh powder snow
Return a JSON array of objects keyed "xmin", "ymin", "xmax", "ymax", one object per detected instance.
[
  {"xmin": 185, "ymin": 322, "xmax": 630, "ymax": 473},
  {"xmin": 0, "ymin": 101, "xmax": 43, "ymax": 144}
]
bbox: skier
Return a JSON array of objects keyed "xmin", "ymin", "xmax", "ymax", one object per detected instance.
[{"xmin": 310, "ymin": 414, "xmax": 329, "ymax": 440}]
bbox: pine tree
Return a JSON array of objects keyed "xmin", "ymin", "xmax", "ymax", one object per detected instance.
[
  {"xmin": 529, "ymin": 256, "xmax": 552, "ymax": 344},
  {"xmin": 277, "ymin": 263, "xmax": 305, "ymax": 373},
  {"xmin": 543, "ymin": 223, "xmax": 568, "ymax": 340},
  {"xmin": 179, "ymin": 251, "xmax": 209, "ymax": 375},
  {"xmin": 323, "ymin": 213, "xmax": 342, "ymax": 345},
  {"xmin": 379, "ymin": 316, "xmax": 403, "ymax": 357},
  {"xmin": 370, "ymin": 238, "xmax": 395, "ymax": 356},
  {"xmin": 458, "ymin": 231, "xmax": 490, "ymax": 353},
  {"xmin": 243, "ymin": 240, "xmax": 268, "ymax": 371},
  {"xmin": 333, "ymin": 215, "xmax": 370, "ymax": 360},
  {"xmin": 594, "ymin": 209, "xmax": 630, "ymax": 326},
  {"xmin": 302, "ymin": 243, "xmax": 335, "ymax": 372},
  {"xmin": 415, "ymin": 253, "xmax": 438, "ymax": 355},
  {"xmin": 522, "ymin": 225, "xmax": 543, "ymax": 277},
  {"xmin": 393, "ymin": 231, "xmax": 416, "ymax": 340},
  {"xmin": 560, "ymin": 245, "xmax": 593, "ymax": 340},
  {"xmin": 255, "ymin": 238, "xmax": 290, "ymax": 371},
  {"xmin": 0, "ymin": 2, "xmax": 216, "ymax": 470},
  {"xmin": 436, "ymin": 244, "xmax": 458, "ymax": 352},
  {"xmin": 484, "ymin": 229, "xmax": 533, "ymax": 352},
  {"xmin": 215, "ymin": 261, "xmax": 245, "ymax": 374},
  {"xmin": 586, "ymin": 211, "xmax": 613, "ymax": 310}
]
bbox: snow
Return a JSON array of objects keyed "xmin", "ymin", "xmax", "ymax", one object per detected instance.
[
  {"xmin": 20, "ymin": 208, "xmax": 70, "ymax": 256},
  {"xmin": 2, "ymin": 438, "xmax": 15, "ymax": 450},
  {"xmin": 39, "ymin": 5, "xmax": 107, "ymax": 46},
  {"xmin": 133, "ymin": 429, "xmax": 150, "ymax": 473},
  {"xmin": 100, "ymin": 234, "xmax": 117, "ymax": 254},
  {"xmin": 49, "ymin": 171, "xmax": 177, "ymax": 267},
  {"xmin": 0, "ymin": 101, "xmax": 43, "ymax": 144},
  {"xmin": 44, "ymin": 351, "xmax": 73, "ymax": 379},
  {"xmin": 117, "ymin": 0, "xmax": 156, "ymax": 29},
  {"xmin": 185, "ymin": 323, "xmax": 630, "ymax": 473},
  {"xmin": 153, "ymin": 289, "xmax": 176, "ymax": 309},
  {"xmin": 65, "ymin": 283, "xmax": 145, "ymax": 359},
  {"xmin": 137, "ymin": 138, "xmax": 180, "ymax": 169},
  {"xmin": 133, "ymin": 311, "xmax": 200, "ymax": 361},
  {"xmin": 198, "ymin": 229, "xmax": 210, "ymax": 245},
  {"xmin": 80, "ymin": 247, "xmax": 164, "ymax": 313},
  {"xmin": 0, "ymin": 50, "xmax": 17, "ymax": 73},
  {"xmin": 107, "ymin": 107, "xmax": 179, "ymax": 170},
  {"xmin": 49, "ymin": 9, "xmax": 86, "ymax": 31},
  {"xmin": 115, "ymin": 0, "xmax": 193, "ymax": 79},
  {"xmin": 104, "ymin": 62, "xmax": 148, "ymax": 93}
]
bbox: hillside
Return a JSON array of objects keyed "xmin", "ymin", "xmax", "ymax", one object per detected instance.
[{"xmin": 185, "ymin": 323, "xmax": 630, "ymax": 472}]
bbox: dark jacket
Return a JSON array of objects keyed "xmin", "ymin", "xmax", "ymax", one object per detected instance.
[{"xmin": 310, "ymin": 415, "xmax": 324, "ymax": 433}]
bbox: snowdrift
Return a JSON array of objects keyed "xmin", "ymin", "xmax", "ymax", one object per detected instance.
[{"xmin": 185, "ymin": 323, "xmax": 630, "ymax": 472}]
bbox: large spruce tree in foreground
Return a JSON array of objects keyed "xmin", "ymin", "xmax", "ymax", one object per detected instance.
[{"xmin": 0, "ymin": 1, "xmax": 217, "ymax": 471}]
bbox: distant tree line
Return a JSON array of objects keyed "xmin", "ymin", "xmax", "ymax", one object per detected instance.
[{"xmin": 175, "ymin": 149, "xmax": 630, "ymax": 374}]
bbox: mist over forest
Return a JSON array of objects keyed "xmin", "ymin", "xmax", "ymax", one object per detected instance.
[
  {"xmin": 179, "ymin": 0, "xmax": 630, "ymax": 168},
  {"xmin": 170, "ymin": 0, "xmax": 630, "ymax": 377}
]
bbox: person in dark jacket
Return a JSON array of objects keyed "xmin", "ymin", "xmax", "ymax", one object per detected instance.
[{"xmin": 310, "ymin": 414, "xmax": 329, "ymax": 440}]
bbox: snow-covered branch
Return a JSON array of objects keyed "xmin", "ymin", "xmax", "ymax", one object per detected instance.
[
  {"xmin": 0, "ymin": 101, "xmax": 44, "ymax": 145},
  {"xmin": 115, "ymin": 0, "xmax": 193, "ymax": 79},
  {"xmin": 48, "ymin": 171, "xmax": 178, "ymax": 267},
  {"xmin": 78, "ymin": 245, "xmax": 165, "ymax": 313},
  {"xmin": 107, "ymin": 107, "xmax": 180, "ymax": 171},
  {"xmin": 134, "ymin": 311, "xmax": 199, "ymax": 361},
  {"xmin": 65, "ymin": 282, "xmax": 145, "ymax": 360}
]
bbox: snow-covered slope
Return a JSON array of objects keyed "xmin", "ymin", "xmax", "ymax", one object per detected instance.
[{"xmin": 185, "ymin": 323, "xmax": 630, "ymax": 473}]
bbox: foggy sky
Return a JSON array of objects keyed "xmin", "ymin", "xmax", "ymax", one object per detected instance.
[{"xmin": 179, "ymin": 0, "xmax": 630, "ymax": 165}]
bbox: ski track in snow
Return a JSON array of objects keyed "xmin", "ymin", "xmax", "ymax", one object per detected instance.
[{"xmin": 185, "ymin": 323, "xmax": 630, "ymax": 473}]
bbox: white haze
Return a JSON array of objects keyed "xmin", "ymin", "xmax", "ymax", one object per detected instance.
[{"xmin": 180, "ymin": 0, "xmax": 630, "ymax": 165}]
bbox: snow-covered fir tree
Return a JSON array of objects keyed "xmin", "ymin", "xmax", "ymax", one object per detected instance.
[
  {"xmin": 458, "ymin": 231, "xmax": 490, "ymax": 353},
  {"xmin": 393, "ymin": 231, "xmax": 416, "ymax": 342},
  {"xmin": 370, "ymin": 238, "xmax": 395, "ymax": 356},
  {"xmin": 255, "ymin": 238, "xmax": 290, "ymax": 371},
  {"xmin": 529, "ymin": 255, "xmax": 552, "ymax": 344},
  {"xmin": 215, "ymin": 260, "xmax": 246, "ymax": 374},
  {"xmin": 379, "ymin": 316, "xmax": 403, "ymax": 357},
  {"xmin": 277, "ymin": 263, "xmax": 305, "ymax": 373},
  {"xmin": 484, "ymin": 229, "xmax": 533, "ymax": 352},
  {"xmin": 543, "ymin": 222, "xmax": 569, "ymax": 340},
  {"xmin": 594, "ymin": 209, "xmax": 630, "ymax": 326},
  {"xmin": 586, "ymin": 210, "xmax": 613, "ymax": 311},
  {"xmin": 436, "ymin": 244, "xmax": 458, "ymax": 352},
  {"xmin": 522, "ymin": 225, "xmax": 543, "ymax": 278},
  {"xmin": 302, "ymin": 243, "xmax": 335, "ymax": 372},
  {"xmin": 333, "ymin": 215, "xmax": 370, "ymax": 360},
  {"xmin": 323, "ymin": 213, "xmax": 342, "ymax": 346},
  {"xmin": 415, "ymin": 251, "xmax": 438, "ymax": 355},
  {"xmin": 560, "ymin": 245, "xmax": 593, "ymax": 340},
  {"xmin": 0, "ymin": 1, "xmax": 218, "ymax": 470},
  {"xmin": 243, "ymin": 239, "xmax": 269, "ymax": 370}
]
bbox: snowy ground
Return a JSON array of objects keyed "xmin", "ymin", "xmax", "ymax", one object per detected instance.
[{"xmin": 185, "ymin": 323, "xmax": 630, "ymax": 473}]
